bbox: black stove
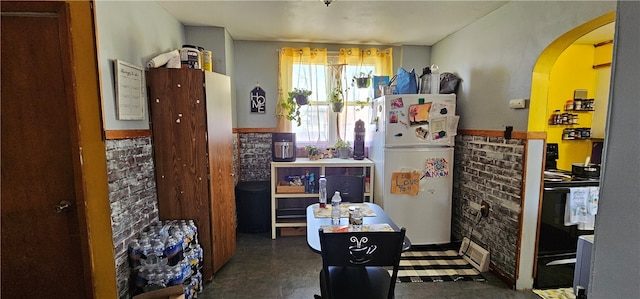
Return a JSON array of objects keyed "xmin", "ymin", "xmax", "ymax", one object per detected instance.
[
  {"xmin": 543, "ymin": 168, "xmax": 600, "ymax": 188},
  {"xmin": 536, "ymin": 167, "xmax": 599, "ymax": 289}
]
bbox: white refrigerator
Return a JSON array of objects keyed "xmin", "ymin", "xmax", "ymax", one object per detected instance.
[{"xmin": 369, "ymin": 94, "xmax": 459, "ymax": 245}]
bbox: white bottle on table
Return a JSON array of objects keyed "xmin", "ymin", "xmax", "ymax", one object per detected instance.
[{"xmin": 331, "ymin": 191, "xmax": 342, "ymax": 225}]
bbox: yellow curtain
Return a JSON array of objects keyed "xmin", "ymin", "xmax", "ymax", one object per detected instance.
[
  {"xmin": 338, "ymin": 47, "xmax": 393, "ymax": 77},
  {"xmin": 334, "ymin": 48, "xmax": 393, "ymax": 140},
  {"xmin": 276, "ymin": 47, "xmax": 327, "ymax": 132}
]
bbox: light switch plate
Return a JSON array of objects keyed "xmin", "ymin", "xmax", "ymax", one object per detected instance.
[{"xmin": 509, "ymin": 99, "xmax": 526, "ymax": 109}]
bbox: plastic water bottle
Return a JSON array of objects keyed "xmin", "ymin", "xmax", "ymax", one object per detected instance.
[
  {"xmin": 331, "ymin": 191, "xmax": 342, "ymax": 225},
  {"xmin": 430, "ymin": 64, "xmax": 440, "ymax": 94},
  {"xmin": 318, "ymin": 175, "xmax": 327, "ymax": 208}
]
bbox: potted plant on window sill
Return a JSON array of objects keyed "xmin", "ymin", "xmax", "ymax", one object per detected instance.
[
  {"xmin": 305, "ymin": 145, "xmax": 322, "ymax": 160},
  {"xmin": 353, "ymin": 71, "xmax": 373, "ymax": 89},
  {"xmin": 334, "ymin": 139, "xmax": 351, "ymax": 159},
  {"xmin": 281, "ymin": 88, "xmax": 312, "ymax": 126}
]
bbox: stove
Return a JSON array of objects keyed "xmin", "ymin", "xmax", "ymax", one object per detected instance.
[{"xmin": 536, "ymin": 168, "xmax": 599, "ymax": 289}]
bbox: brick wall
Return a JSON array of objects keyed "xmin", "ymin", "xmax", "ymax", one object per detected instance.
[
  {"xmin": 106, "ymin": 138, "xmax": 158, "ymax": 299},
  {"xmin": 453, "ymin": 134, "xmax": 525, "ymax": 281},
  {"xmin": 237, "ymin": 132, "xmax": 272, "ymax": 181}
]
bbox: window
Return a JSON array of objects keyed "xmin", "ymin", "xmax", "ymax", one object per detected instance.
[
  {"xmin": 292, "ymin": 54, "xmax": 375, "ymax": 147},
  {"xmin": 278, "ymin": 47, "xmax": 392, "ymax": 148}
]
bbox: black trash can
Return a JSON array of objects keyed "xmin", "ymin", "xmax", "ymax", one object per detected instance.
[{"xmin": 235, "ymin": 180, "xmax": 271, "ymax": 233}]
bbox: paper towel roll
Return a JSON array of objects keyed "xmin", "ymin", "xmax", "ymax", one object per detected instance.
[
  {"xmin": 166, "ymin": 56, "xmax": 181, "ymax": 69},
  {"xmin": 146, "ymin": 50, "xmax": 180, "ymax": 68}
]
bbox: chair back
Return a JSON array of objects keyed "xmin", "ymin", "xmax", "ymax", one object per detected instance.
[
  {"xmin": 325, "ymin": 175, "xmax": 364, "ymax": 203},
  {"xmin": 319, "ymin": 227, "xmax": 406, "ymax": 299}
]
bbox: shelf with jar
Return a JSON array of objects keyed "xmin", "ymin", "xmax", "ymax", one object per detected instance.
[
  {"xmin": 564, "ymin": 98, "xmax": 595, "ymax": 112},
  {"xmin": 549, "ymin": 99, "xmax": 596, "ymax": 126},
  {"xmin": 549, "ymin": 110, "xmax": 581, "ymax": 126},
  {"xmin": 562, "ymin": 127, "xmax": 592, "ymax": 140}
]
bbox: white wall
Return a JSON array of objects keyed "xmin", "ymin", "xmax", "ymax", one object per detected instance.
[
  {"xmin": 590, "ymin": 1, "xmax": 640, "ymax": 297},
  {"xmin": 224, "ymin": 30, "xmax": 237, "ymax": 128},
  {"xmin": 398, "ymin": 45, "xmax": 432, "ymax": 78},
  {"xmin": 431, "ymin": 1, "xmax": 615, "ymax": 131},
  {"xmin": 94, "ymin": 0, "xmax": 184, "ymax": 130}
]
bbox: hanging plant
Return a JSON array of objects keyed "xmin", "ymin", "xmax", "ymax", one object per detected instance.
[
  {"xmin": 329, "ymin": 86, "xmax": 344, "ymax": 113},
  {"xmin": 352, "ymin": 70, "xmax": 373, "ymax": 88},
  {"xmin": 281, "ymin": 88, "xmax": 312, "ymax": 127},
  {"xmin": 289, "ymin": 88, "xmax": 312, "ymax": 106}
]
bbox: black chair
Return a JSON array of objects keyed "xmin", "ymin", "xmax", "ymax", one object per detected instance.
[
  {"xmin": 325, "ymin": 175, "xmax": 364, "ymax": 203},
  {"xmin": 317, "ymin": 227, "xmax": 407, "ymax": 299}
]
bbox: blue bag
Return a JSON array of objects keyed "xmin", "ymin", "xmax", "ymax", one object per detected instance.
[{"xmin": 394, "ymin": 68, "xmax": 418, "ymax": 94}]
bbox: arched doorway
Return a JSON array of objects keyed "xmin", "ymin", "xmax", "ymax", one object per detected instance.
[
  {"xmin": 528, "ymin": 12, "xmax": 615, "ymax": 130},
  {"xmin": 526, "ymin": 11, "xmax": 614, "ymax": 290}
]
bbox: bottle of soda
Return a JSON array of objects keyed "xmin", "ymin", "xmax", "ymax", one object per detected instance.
[{"xmin": 318, "ymin": 175, "xmax": 327, "ymax": 208}]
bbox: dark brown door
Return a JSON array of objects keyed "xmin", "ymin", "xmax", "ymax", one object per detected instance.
[
  {"xmin": 147, "ymin": 68, "xmax": 215, "ymax": 279},
  {"xmin": 1, "ymin": 2, "xmax": 88, "ymax": 298}
]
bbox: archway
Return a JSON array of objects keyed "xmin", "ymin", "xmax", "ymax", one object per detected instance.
[
  {"xmin": 528, "ymin": 12, "xmax": 615, "ymax": 130},
  {"xmin": 524, "ymin": 10, "xmax": 614, "ymax": 290}
]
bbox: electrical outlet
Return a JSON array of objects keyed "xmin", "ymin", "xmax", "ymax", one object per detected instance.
[{"xmin": 480, "ymin": 200, "xmax": 490, "ymax": 217}]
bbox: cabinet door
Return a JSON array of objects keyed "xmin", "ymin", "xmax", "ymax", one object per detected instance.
[
  {"xmin": 147, "ymin": 68, "xmax": 214, "ymax": 278},
  {"xmin": 204, "ymin": 71, "xmax": 236, "ymax": 273}
]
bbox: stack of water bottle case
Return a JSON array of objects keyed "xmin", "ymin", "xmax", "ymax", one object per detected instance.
[{"xmin": 128, "ymin": 220, "xmax": 204, "ymax": 298}]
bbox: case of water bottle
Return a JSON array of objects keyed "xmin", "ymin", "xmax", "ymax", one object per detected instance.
[{"xmin": 128, "ymin": 220, "xmax": 203, "ymax": 298}]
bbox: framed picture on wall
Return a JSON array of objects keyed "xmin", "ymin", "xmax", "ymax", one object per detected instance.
[{"xmin": 114, "ymin": 59, "xmax": 145, "ymax": 120}]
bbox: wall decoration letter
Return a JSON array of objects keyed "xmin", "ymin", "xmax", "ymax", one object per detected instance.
[
  {"xmin": 114, "ymin": 59, "xmax": 145, "ymax": 120},
  {"xmin": 250, "ymin": 85, "xmax": 266, "ymax": 113}
]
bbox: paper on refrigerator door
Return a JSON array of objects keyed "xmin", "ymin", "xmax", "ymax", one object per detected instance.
[
  {"xmin": 390, "ymin": 172, "xmax": 420, "ymax": 195},
  {"xmin": 423, "ymin": 157, "xmax": 450, "ymax": 178},
  {"xmin": 428, "ymin": 115, "xmax": 460, "ymax": 143}
]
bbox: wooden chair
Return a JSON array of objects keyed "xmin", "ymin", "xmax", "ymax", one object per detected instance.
[
  {"xmin": 317, "ymin": 227, "xmax": 407, "ymax": 299},
  {"xmin": 325, "ymin": 175, "xmax": 364, "ymax": 203}
]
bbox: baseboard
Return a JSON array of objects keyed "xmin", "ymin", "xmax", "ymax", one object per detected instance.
[{"xmin": 459, "ymin": 237, "xmax": 490, "ymax": 272}]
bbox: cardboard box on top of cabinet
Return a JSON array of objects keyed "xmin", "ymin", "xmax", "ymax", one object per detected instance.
[{"xmin": 132, "ymin": 286, "xmax": 184, "ymax": 299}]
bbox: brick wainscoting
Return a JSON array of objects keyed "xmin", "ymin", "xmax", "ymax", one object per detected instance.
[
  {"xmin": 106, "ymin": 137, "xmax": 158, "ymax": 299},
  {"xmin": 453, "ymin": 133, "xmax": 526, "ymax": 283},
  {"xmin": 237, "ymin": 132, "xmax": 272, "ymax": 181}
]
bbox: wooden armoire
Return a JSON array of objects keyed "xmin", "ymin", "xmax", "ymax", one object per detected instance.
[{"xmin": 146, "ymin": 68, "xmax": 236, "ymax": 279}]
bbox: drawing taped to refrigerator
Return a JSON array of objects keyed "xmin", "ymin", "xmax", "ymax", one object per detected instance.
[{"xmin": 369, "ymin": 94, "xmax": 459, "ymax": 245}]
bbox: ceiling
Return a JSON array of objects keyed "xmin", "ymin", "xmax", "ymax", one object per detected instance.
[
  {"xmin": 157, "ymin": 0, "xmax": 508, "ymax": 46},
  {"xmin": 156, "ymin": 0, "xmax": 614, "ymax": 46}
]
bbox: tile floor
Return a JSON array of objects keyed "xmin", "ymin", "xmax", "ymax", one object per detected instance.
[{"xmin": 200, "ymin": 232, "xmax": 541, "ymax": 299}]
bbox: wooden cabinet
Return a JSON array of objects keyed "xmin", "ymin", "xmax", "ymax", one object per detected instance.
[
  {"xmin": 147, "ymin": 68, "xmax": 235, "ymax": 279},
  {"xmin": 270, "ymin": 158, "xmax": 374, "ymax": 239}
]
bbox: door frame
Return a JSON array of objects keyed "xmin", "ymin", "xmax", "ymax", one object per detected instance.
[
  {"xmin": 67, "ymin": 1, "xmax": 118, "ymax": 297},
  {"xmin": 1, "ymin": 1, "xmax": 118, "ymax": 297}
]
